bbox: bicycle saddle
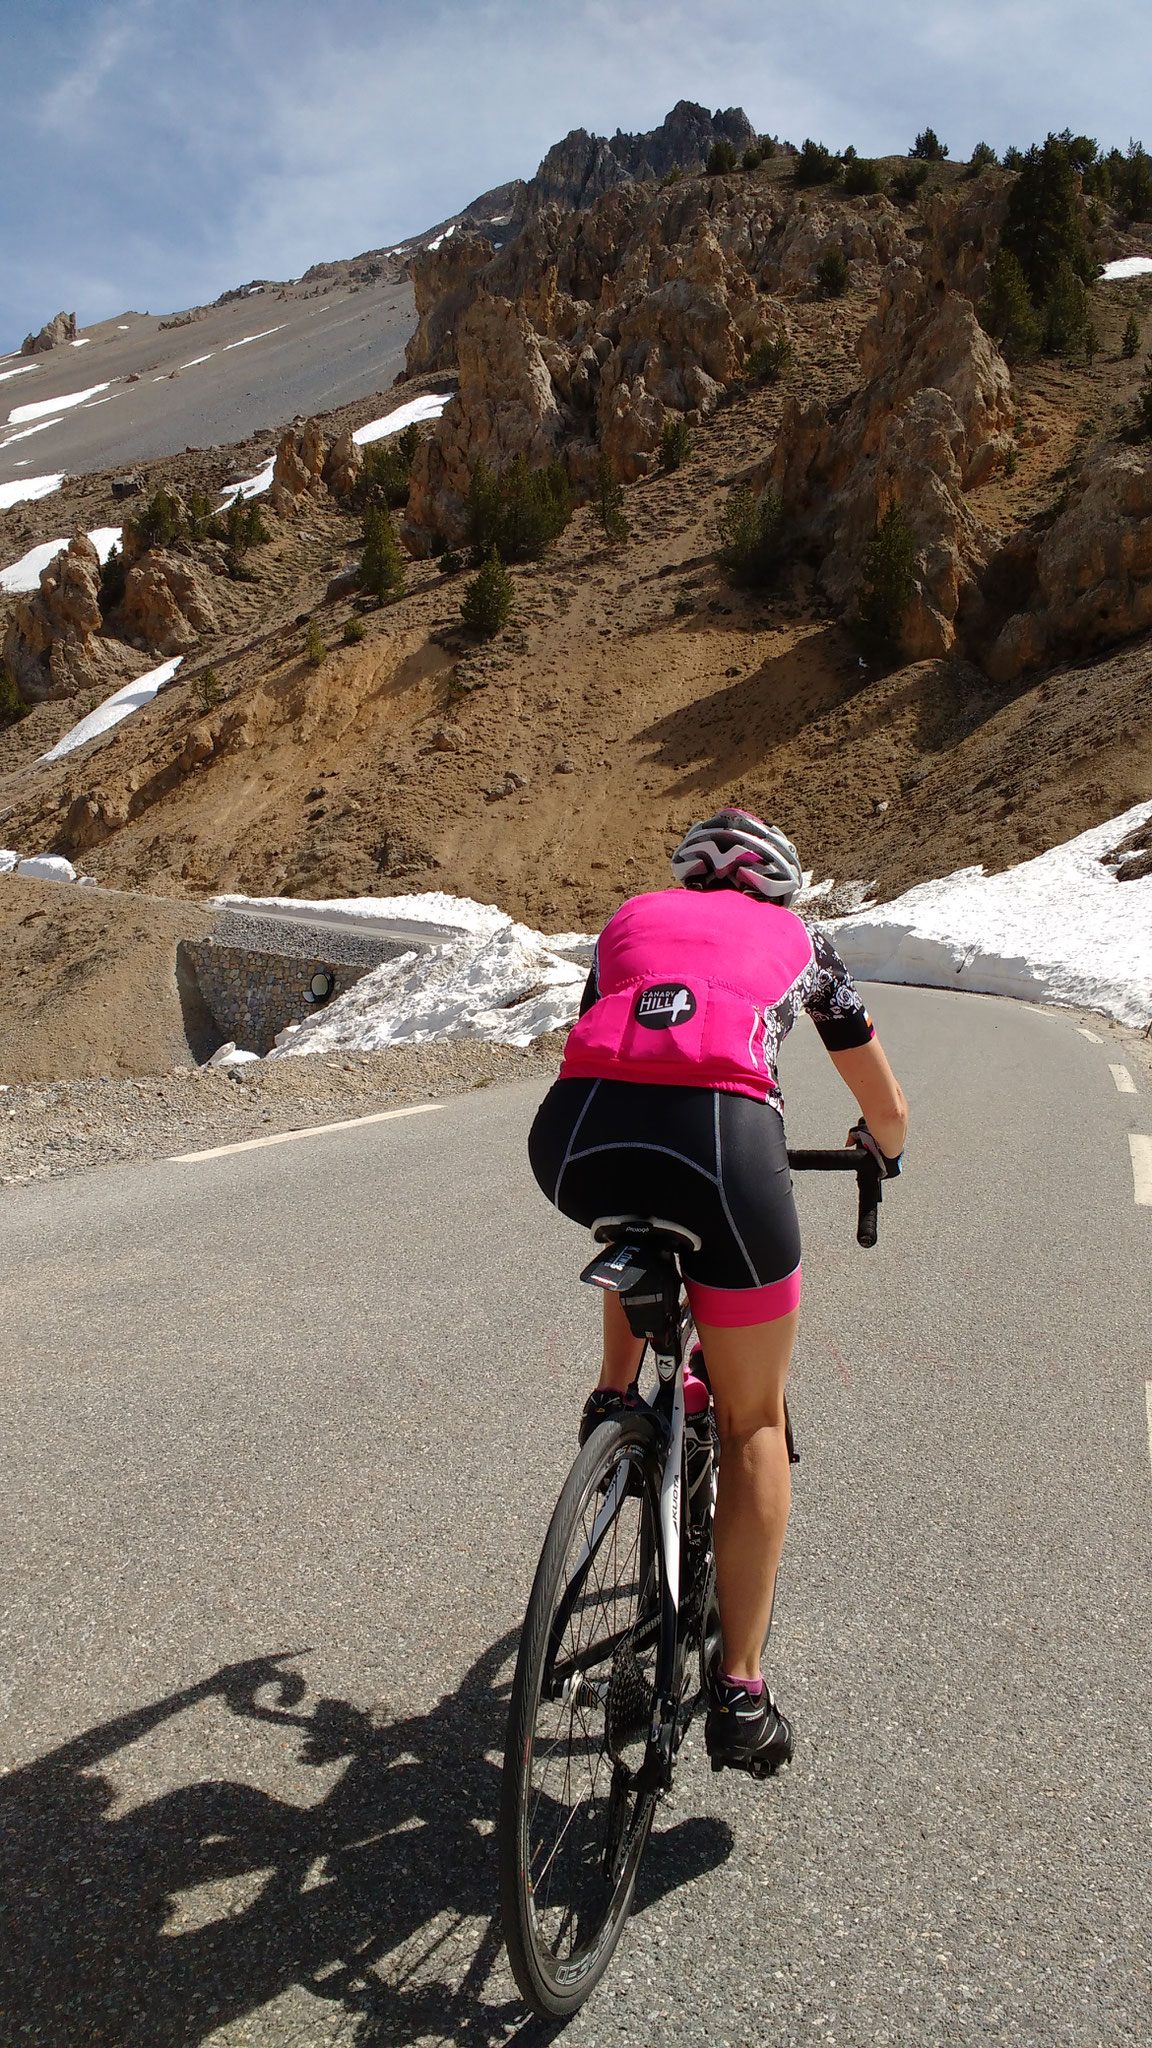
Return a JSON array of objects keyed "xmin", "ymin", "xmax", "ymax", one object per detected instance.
[
  {"xmin": 581, "ymin": 1217, "xmax": 701, "ymax": 1352},
  {"xmin": 589, "ymin": 1215, "xmax": 702, "ymax": 1255}
]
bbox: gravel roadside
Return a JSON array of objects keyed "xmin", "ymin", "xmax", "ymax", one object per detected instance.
[{"xmin": 0, "ymin": 1037, "xmax": 565, "ymax": 1190}]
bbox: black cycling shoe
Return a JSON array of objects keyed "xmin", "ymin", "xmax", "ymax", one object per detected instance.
[
  {"xmin": 704, "ymin": 1674, "xmax": 794, "ymax": 1779},
  {"xmin": 578, "ymin": 1385, "xmax": 641, "ymax": 1448}
]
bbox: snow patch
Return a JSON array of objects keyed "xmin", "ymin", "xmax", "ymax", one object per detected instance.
[
  {"xmin": 829, "ymin": 800, "xmax": 1152, "ymax": 1027},
  {"xmin": 7, "ymin": 382, "xmax": 111, "ymax": 426},
  {"xmin": 1100, "ymin": 256, "xmax": 1152, "ymax": 281},
  {"xmin": 1, "ymin": 418, "xmax": 66, "ymax": 447},
  {"xmin": 0, "ymin": 473, "xmax": 64, "ymax": 510},
  {"xmin": 0, "ymin": 363, "xmax": 41, "ymax": 384},
  {"xmin": 205, "ymin": 1042, "xmax": 260, "ymax": 1068},
  {"xmin": 352, "ymin": 391, "xmax": 452, "ymax": 445},
  {"xmin": 211, "ymin": 888, "xmax": 512, "ymax": 938},
  {"xmin": 70, "ymin": 337, "xmax": 92, "ymax": 347},
  {"xmin": 223, "ymin": 326, "xmax": 286, "ymax": 351},
  {"xmin": 40, "ymin": 656, "xmax": 183, "ymax": 763},
  {"xmin": 0, "ymin": 851, "xmax": 19, "ymax": 874},
  {"xmin": 217, "ymin": 457, "xmax": 275, "ymax": 505},
  {"xmin": 1, "ymin": 526, "xmax": 120, "ymax": 595},
  {"xmin": 427, "ymin": 224, "xmax": 457, "ymax": 252},
  {"xmin": 180, "ymin": 353, "xmax": 214, "ymax": 368}
]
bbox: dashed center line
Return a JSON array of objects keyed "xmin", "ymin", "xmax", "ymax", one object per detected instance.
[
  {"xmin": 1076, "ymin": 1027, "xmax": 1104, "ymax": 1043},
  {"xmin": 1109, "ymin": 1064, "xmax": 1138, "ymax": 1094},
  {"xmin": 1129, "ymin": 1135, "xmax": 1152, "ymax": 1206},
  {"xmin": 170, "ymin": 1101, "xmax": 441, "ymax": 1162},
  {"xmin": 1146, "ymin": 1385, "xmax": 1152, "ymax": 1483}
]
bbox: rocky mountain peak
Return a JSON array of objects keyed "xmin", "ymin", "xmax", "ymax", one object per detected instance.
[{"xmin": 524, "ymin": 101, "xmax": 757, "ymax": 217}]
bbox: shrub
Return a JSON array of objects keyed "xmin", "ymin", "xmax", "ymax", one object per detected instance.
[
  {"xmin": 130, "ymin": 487, "xmax": 182, "ymax": 550},
  {"xmin": 741, "ymin": 146, "xmax": 761, "ymax": 172},
  {"xmin": 0, "ymin": 663, "xmax": 27, "ymax": 727},
  {"xmin": 659, "ymin": 166, "xmax": 682, "ymax": 189},
  {"xmin": 593, "ymin": 453, "xmax": 629, "ymax": 545},
  {"xmin": 1122, "ymin": 311, "xmax": 1142, "ymax": 358},
  {"xmin": 460, "ymin": 550, "xmax": 514, "ymax": 637},
  {"xmin": 890, "ymin": 162, "xmax": 929, "ymax": 205},
  {"xmin": 716, "ymin": 486, "xmax": 786, "ymax": 588},
  {"xmin": 222, "ymin": 492, "xmax": 269, "ymax": 574},
  {"xmin": 967, "ymin": 141, "xmax": 998, "ymax": 176},
  {"xmin": 1004, "ymin": 442, "xmax": 1019, "ymax": 476},
  {"xmin": 1041, "ymin": 256, "xmax": 1090, "ymax": 356},
  {"xmin": 98, "ymin": 543, "xmax": 126, "ymax": 615},
  {"xmin": 855, "ymin": 501, "xmax": 919, "ymax": 661},
  {"xmin": 707, "ymin": 140, "xmax": 737, "ymax": 176},
  {"xmin": 660, "ymin": 416, "xmax": 692, "ymax": 470},
  {"xmin": 795, "ymin": 139, "xmax": 841, "ymax": 188},
  {"xmin": 672, "ymin": 592, "xmax": 695, "ymax": 616},
  {"xmin": 304, "ymin": 619, "xmax": 326, "ymax": 668},
  {"xmin": 197, "ymin": 665, "xmax": 223, "ymax": 711},
  {"xmin": 1084, "ymin": 320, "xmax": 1100, "ymax": 363},
  {"xmin": 843, "ymin": 157, "xmax": 883, "ymax": 195},
  {"xmin": 360, "ymin": 504, "xmax": 405, "ymax": 603},
  {"xmin": 439, "ymin": 547, "xmax": 463, "ymax": 574},
  {"xmin": 342, "ymin": 617, "xmax": 366, "ymax": 645},
  {"xmin": 911, "ymin": 128, "xmax": 948, "ymax": 162},
  {"xmin": 1001, "ymin": 134, "xmax": 1095, "ymax": 305},
  {"xmin": 746, "ymin": 333, "xmax": 793, "ymax": 382},
  {"xmin": 816, "ymin": 247, "xmax": 850, "ymax": 296},
  {"xmin": 979, "ymin": 247, "xmax": 1042, "ymax": 361},
  {"xmin": 465, "ymin": 455, "xmax": 571, "ymax": 564}
]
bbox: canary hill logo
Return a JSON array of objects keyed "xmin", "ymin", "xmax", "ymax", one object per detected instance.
[{"xmin": 633, "ymin": 983, "xmax": 697, "ymax": 1030}]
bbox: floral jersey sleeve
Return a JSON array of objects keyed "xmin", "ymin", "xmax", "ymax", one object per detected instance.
[{"xmin": 801, "ymin": 927, "xmax": 875, "ymax": 1050}]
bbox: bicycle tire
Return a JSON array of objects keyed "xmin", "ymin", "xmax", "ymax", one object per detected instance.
[{"xmin": 499, "ymin": 1412, "xmax": 665, "ymax": 2017}]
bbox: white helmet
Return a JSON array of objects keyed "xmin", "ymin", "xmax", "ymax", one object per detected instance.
[{"xmin": 671, "ymin": 808, "xmax": 803, "ymax": 905}]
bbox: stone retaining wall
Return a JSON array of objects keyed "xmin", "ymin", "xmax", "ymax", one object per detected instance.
[{"xmin": 179, "ymin": 940, "xmax": 376, "ymax": 1056}]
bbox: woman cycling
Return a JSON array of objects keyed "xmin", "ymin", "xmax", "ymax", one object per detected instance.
[{"xmin": 529, "ymin": 810, "xmax": 908, "ymax": 1779}]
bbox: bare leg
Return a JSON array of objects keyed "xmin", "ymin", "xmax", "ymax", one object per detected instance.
[
  {"xmin": 695, "ymin": 1310, "xmax": 799, "ymax": 1683},
  {"xmin": 598, "ymin": 1289, "xmax": 645, "ymax": 1390}
]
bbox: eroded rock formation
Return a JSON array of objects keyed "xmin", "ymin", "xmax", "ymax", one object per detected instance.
[
  {"xmin": 987, "ymin": 447, "xmax": 1152, "ymax": 680},
  {"xmin": 3, "ymin": 535, "xmax": 114, "ymax": 700},
  {"xmin": 21, "ymin": 310, "xmax": 77, "ymax": 355}
]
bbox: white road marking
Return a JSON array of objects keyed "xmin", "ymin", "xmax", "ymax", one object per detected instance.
[
  {"xmin": 1129, "ymin": 1135, "xmax": 1152, "ymax": 1206},
  {"xmin": 1110, "ymin": 1064, "xmax": 1138, "ymax": 1094},
  {"xmin": 171, "ymin": 1101, "xmax": 441, "ymax": 1162},
  {"xmin": 1146, "ymin": 1384, "xmax": 1152, "ymax": 1483},
  {"xmin": 1076, "ymin": 1028, "xmax": 1103, "ymax": 1043}
]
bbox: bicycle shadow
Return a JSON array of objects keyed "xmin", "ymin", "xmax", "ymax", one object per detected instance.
[{"xmin": 0, "ymin": 1639, "xmax": 734, "ymax": 2046}]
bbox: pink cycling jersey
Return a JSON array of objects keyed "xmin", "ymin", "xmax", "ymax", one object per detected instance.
[{"xmin": 560, "ymin": 887, "xmax": 873, "ymax": 1111}]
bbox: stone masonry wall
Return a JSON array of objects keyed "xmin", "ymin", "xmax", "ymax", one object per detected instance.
[{"xmin": 180, "ymin": 941, "xmax": 376, "ymax": 1056}]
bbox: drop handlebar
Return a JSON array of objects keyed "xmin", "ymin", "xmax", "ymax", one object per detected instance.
[{"xmin": 786, "ymin": 1147, "xmax": 884, "ymax": 1249}]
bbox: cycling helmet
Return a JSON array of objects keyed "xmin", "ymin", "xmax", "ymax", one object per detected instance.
[{"xmin": 670, "ymin": 808, "xmax": 804, "ymax": 905}]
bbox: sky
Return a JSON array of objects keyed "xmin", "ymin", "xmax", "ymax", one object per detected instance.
[{"xmin": 1, "ymin": 0, "xmax": 1148, "ymax": 347}]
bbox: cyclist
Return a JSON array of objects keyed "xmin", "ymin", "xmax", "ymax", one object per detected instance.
[{"xmin": 529, "ymin": 810, "xmax": 907, "ymax": 1779}]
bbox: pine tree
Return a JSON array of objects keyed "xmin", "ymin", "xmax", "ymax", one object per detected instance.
[
  {"xmin": 855, "ymin": 502, "xmax": 919, "ymax": 662},
  {"xmin": 911, "ymin": 127, "xmax": 948, "ymax": 161},
  {"xmin": 594, "ymin": 453, "xmax": 629, "ymax": 545},
  {"xmin": 360, "ymin": 505, "xmax": 405, "ymax": 603},
  {"xmin": 979, "ymin": 248, "xmax": 1042, "ymax": 362},
  {"xmin": 1001, "ymin": 134, "xmax": 1095, "ymax": 304},
  {"xmin": 1041, "ymin": 257, "xmax": 1089, "ymax": 356},
  {"xmin": 1122, "ymin": 311, "xmax": 1141, "ymax": 358},
  {"xmin": 460, "ymin": 550, "xmax": 514, "ymax": 637}
]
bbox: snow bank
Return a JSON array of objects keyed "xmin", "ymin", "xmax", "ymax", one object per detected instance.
[
  {"xmin": 0, "ymin": 851, "xmax": 19, "ymax": 874},
  {"xmin": 211, "ymin": 887, "xmax": 513, "ymax": 937},
  {"xmin": 15, "ymin": 855, "xmax": 77, "ymax": 883},
  {"xmin": 7, "ymin": 382, "xmax": 111, "ymax": 427},
  {"xmin": 1, "ymin": 526, "xmax": 121, "ymax": 595},
  {"xmin": 353, "ymin": 391, "xmax": 453, "ymax": 444},
  {"xmin": 0, "ymin": 473, "xmax": 64, "ymax": 510},
  {"xmin": 830, "ymin": 800, "xmax": 1152, "ymax": 1027},
  {"xmin": 217, "ymin": 457, "xmax": 275, "ymax": 504},
  {"xmin": 270, "ymin": 919, "xmax": 588, "ymax": 1058},
  {"xmin": 1100, "ymin": 256, "xmax": 1152, "ymax": 281},
  {"xmin": 40, "ymin": 655, "xmax": 183, "ymax": 763},
  {"xmin": 0, "ymin": 363, "xmax": 40, "ymax": 385}
]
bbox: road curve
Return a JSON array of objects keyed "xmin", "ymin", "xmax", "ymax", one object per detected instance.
[{"xmin": 1, "ymin": 984, "xmax": 1149, "ymax": 2046}]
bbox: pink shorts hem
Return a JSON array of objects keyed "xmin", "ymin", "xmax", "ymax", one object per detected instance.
[{"xmin": 686, "ymin": 1266, "xmax": 801, "ymax": 1329}]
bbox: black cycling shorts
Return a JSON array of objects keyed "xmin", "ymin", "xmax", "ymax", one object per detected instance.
[{"xmin": 528, "ymin": 1077, "xmax": 801, "ymax": 1327}]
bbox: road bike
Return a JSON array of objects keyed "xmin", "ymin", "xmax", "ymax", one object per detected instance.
[{"xmin": 498, "ymin": 1142, "xmax": 884, "ymax": 2017}]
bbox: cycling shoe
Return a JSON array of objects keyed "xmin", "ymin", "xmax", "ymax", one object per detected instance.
[{"xmin": 704, "ymin": 1674, "xmax": 793, "ymax": 1779}]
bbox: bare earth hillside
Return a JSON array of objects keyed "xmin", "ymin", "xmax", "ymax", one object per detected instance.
[{"xmin": 2, "ymin": 150, "xmax": 1151, "ymax": 1047}]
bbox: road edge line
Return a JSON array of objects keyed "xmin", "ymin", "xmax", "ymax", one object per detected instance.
[
  {"xmin": 1129, "ymin": 1134, "xmax": 1152, "ymax": 1206},
  {"xmin": 170, "ymin": 1102, "xmax": 442, "ymax": 1163}
]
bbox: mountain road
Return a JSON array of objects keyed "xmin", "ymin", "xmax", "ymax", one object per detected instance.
[{"xmin": 1, "ymin": 983, "xmax": 1149, "ymax": 2047}]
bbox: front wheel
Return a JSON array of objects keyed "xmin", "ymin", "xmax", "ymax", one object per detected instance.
[{"xmin": 499, "ymin": 1412, "xmax": 665, "ymax": 2017}]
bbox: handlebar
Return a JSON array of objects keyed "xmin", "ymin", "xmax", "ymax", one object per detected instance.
[{"xmin": 786, "ymin": 1147, "xmax": 883, "ymax": 1249}]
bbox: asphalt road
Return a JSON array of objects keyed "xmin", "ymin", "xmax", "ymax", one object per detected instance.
[
  {"xmin": 1, "ymin": 985, "xmax": 1150, "ymax": 2048},
  {"xmin": 0, "ymin": 281, "xmax": 416, "ymax": 486}
]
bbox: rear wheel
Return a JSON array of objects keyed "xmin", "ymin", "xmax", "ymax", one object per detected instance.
[{"xmin": 499, "ymin": 1413, "xmax": 665, "ymax": 2017}]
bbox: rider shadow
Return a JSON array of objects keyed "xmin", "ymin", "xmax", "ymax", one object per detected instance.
[{"xmin": 0, "ymin": 1639, "xmax": 734, "ymax": 2047}]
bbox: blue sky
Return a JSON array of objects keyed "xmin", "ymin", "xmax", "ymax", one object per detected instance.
[{"xmin": 1, "ymin": 0, "xmax": 1146, "ymax": 346}]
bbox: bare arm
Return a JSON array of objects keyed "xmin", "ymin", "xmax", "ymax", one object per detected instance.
[{"xmin": 827, "ymin": 1036, "xmax": 908, "ymax": 1161}]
